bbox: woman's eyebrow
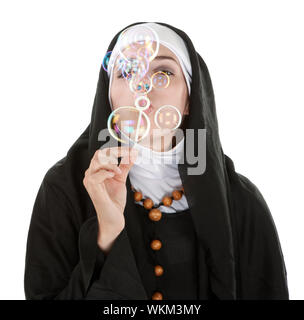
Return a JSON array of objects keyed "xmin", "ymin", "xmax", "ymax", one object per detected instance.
[{"xmin": 153, "ymin": 55, "xmax": 178, "ymax": 65}]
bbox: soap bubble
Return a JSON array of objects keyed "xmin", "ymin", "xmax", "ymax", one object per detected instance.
[
  {"xmin": 154, "ymin": 105, "xmax": 182, "ymax": 130},
  {"xmin": 129, "ymin": 75, "xmax": 152, "ymax": 94},
  {"xmin": 107, "ymin": 106, "xmax": 150, "ymax": 143},
  {"xmin": 135, "ymin": 95, "xmax": 150, "ymax": 111},
  {"xmin": 151, "ymin": 71, "xmax": 170, "ymax": 89},
  {"xmin": 117, "ymin": 25, "xmax": 159, "ymax": 62},
  {"xmin": 116, "ymin": 54, "xmax": 150, "ymax": 81},
  {"xmin": 102, "ymin": 51, "xmax": 112, "ymax": 72}
]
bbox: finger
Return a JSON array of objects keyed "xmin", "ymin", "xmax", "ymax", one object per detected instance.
[
  {"xmin": 84, "ymin": 170, "xmax": 113, "ymax": 205},
  {"xmin": 118, "ymin": 148, "xmax": 139, "ymax": 182},
  {"xmin": 96, "ymin": 149, "xmax": 119, "ymax": 166},
  {"xmin": 97, "ymin": 146, "xmax": 134, "ymax": 161},
  {"xmin": 98, "ymin": 153, "xmax": 119, "ymax": 165},
  {"xmin": 86, "ymin": 168, "xmax": 116, "ymax": 186},
  {"xmin": 90, "ymin": 157, "xmax": 122, "ymax": 175}
]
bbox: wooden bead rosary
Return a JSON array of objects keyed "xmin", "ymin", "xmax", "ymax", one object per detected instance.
[{"xmin": 130, "ymin": 185, "xmax": 184, "ymax": 217}]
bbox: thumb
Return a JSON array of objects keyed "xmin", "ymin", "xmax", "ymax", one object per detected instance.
[{"xmin": 118, "ymin": 148, "xmax": 138, "ymax": 182}]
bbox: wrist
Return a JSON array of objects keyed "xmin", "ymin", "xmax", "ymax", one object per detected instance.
[{"xmin": 97, "ymin": 222, "xmax": 125, "ymax": 253}]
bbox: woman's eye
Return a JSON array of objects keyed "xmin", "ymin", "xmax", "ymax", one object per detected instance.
[
  {"xmin": 117, "ymin": 71, "xmax": 126, "ymax": 79},
  {"xmin": 160, "ymin": 70, "xmax": 174, "ymax": 76}
]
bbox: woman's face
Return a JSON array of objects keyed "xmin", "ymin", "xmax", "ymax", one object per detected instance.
[{"xmin": 110, "ymin": 44, "xmax": 189, "ymax": 151}]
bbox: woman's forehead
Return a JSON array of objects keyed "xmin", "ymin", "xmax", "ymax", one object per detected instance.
[
  {"xmin": 115, "ymin": 43, "xmax": 180, "ymax": 71},
  {"xmin": 156, "ymin": 43, "xmax": 176, "ymax": 57}
]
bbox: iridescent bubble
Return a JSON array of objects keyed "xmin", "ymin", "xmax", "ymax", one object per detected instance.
[
  {"xmin": 114, "ymin": 57, "xmax": 133, "ymax": 81},
  {"xmin": 107, "ymin": 106, "xmax": 150, "ymax": 143},
  {"xmin": 102, "ymin": 51, "xmax": 112, "ymax": 72},
  {"xmin": 134, "ymin": 54, "xmax": 150, "ymax": 79},
  {"xmin": 135, "ymin": 95, "xmax": 150, "ymax": 111},
  {"xmin": 137, "ymin": 46, "xmax": 155, "ymax": 63},
  {"xmin": 129, "ymin": 75, "xmax": 152, "ymax": 94},
  {"xmin": 117, "ymin": 25, "xmax": 159, "ymax": 62},
  {"xmin": 115, "ymin": 53, "xmax": 150, "ymax": 82},
  {"xmin": 151, "ymin": 71, "xmax": 170, "ymax": 89},
  {"xmin": 154, "ymin": 105, "xmax": 182, "ymax": 130}
]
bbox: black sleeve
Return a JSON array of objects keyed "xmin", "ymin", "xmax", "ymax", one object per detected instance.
[
  {"xmin": 24, "ymin": 178, "xmax": 147, "ymax": 300},
  {"xmin": 234, "ymin": 174, "xmax": 289, "ymax": 300}
]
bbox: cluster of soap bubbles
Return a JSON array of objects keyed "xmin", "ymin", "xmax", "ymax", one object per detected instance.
[{"xmin": 102, "ymin": 25, "xmax": 182, "ymax": 144}]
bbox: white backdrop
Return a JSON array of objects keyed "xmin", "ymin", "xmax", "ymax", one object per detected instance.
[{"xmin": 0, "ymin": 0, "xmax": 303, "ymax": 300}]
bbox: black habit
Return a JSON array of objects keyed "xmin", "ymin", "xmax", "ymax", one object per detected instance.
[{"xmin": 24, "ymin": 22, "xmax": 289, "ymax": 300}]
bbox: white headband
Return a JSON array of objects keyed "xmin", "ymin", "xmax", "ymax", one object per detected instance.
[{"xmin": 107, "ymin": 22, "xmax": 192, "ymax": 109}]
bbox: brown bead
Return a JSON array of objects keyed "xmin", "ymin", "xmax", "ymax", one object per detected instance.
[
  {"xmin": 162, "ymin": 196, "xmax": 172, "ymax": 207},
  {"xmin": 154, "ymin": 265, "xmax": 164, "ymax": 276},
  {"xmin": 143, "ymin": 198, "xmax": 154, "ymax": 209},
  {"xmin": 150, "ymin": 239, "xmax": 162, "ymax": 250},
  {"xmin": 148, "ymin": 208, "xmax": 162, "ymax": 221},
  {"xmin": 172, "ymin": 190, "xmax": 182, "ymax": 200},
  {"xmin": 134, "ymin": 191, "xmax": 142, "ymax": 202},
  {"xmin": 152, "ymin": 291, "xmax": 163, "ymax": 300}
]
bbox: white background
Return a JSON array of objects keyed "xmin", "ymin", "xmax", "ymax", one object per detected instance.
[{"xmin": 0, "ymin": 0, "xmax": 303, "ymax": 300}]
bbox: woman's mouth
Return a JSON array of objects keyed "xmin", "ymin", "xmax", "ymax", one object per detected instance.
[{"xmin": 143, "ymin": 104, "xmax": 153, "ymax": 115}]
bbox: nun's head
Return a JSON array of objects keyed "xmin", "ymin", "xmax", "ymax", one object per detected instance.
[
  {"xmin": 111, "ymin": 43, "xmax": 189, "ymax": 121},
  {"xmin": 106, "ymin": 23, "xmax": 192, "ymax": 151}
]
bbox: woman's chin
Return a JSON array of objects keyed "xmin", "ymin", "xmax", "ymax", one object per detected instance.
[{"xmin": 136, "ymin": 132, "xmax": 173, "ymax": 151}]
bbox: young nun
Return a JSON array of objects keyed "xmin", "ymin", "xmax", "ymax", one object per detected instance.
[{"xmin": 24, "ymin": 22, "xmax": 289, "ymax": 300}]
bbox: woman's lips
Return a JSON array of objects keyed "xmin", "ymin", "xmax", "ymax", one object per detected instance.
[{"xmin": 143, "ymin": 104, "xmax": 153, "ymax": 115}]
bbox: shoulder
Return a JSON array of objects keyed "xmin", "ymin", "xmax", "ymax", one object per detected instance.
[
  {"xmin": 43, "ymin": 127, "xmax": 90, "ymax": 191},
  {"xmin": 33, "ymin": 157, "xmax": 76, "ymax": 222},
  {"xmin": 40, "ymin": 156, "xmax": 73, "ymax": 206},
  {"xmin": 36, "ymin": 151, "xmax": 89, "ymax": 226},
  {"xmin": 42, "ymin": 135, "xmax": 90, "ymax": 197},
  {"xmin": 224, "ymin": 154, "xmax": 279, "ymax": 237},
  {"xmin": 43, "ymin": 156, "xmax": 67, "ymax": 186},
  {"xmin": 225, "ymin": 154, "xmax": 271, "ymax": 214}
]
